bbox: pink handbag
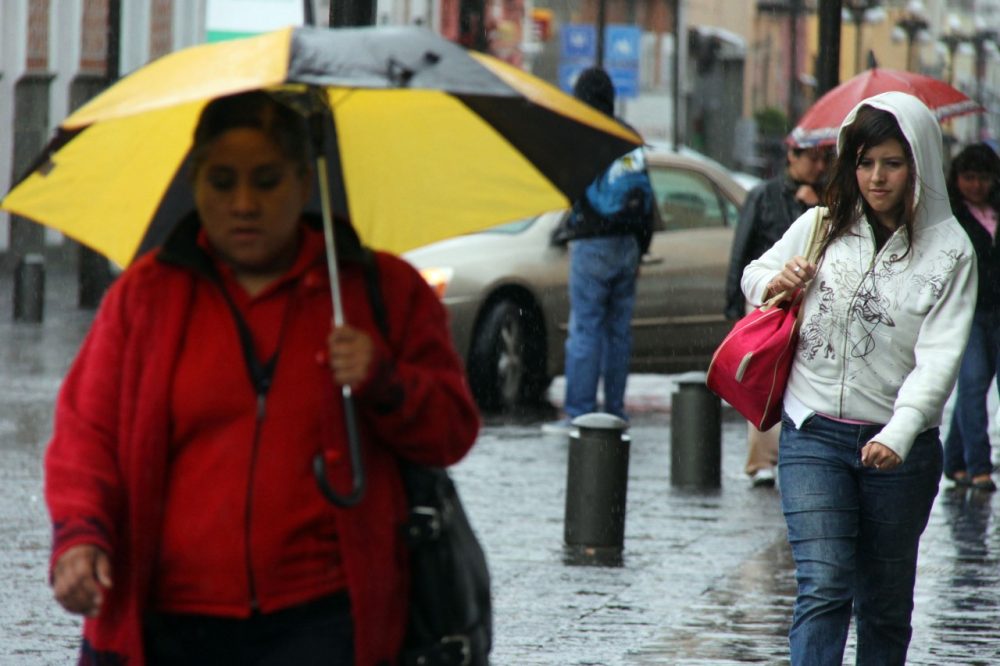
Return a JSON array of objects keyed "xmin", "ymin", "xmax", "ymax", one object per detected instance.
[
  {"xmin": 706, "ymin": 210, "xmax": 824, "ymax": 430},
  {"xmin": 707, "ymin": 292, "xmax": 804, "ymax": 430}
]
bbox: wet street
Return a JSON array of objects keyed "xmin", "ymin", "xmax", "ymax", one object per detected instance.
[{"xmin": 2, "ymin": 262, "xmax": 1000, "ymax": 664}]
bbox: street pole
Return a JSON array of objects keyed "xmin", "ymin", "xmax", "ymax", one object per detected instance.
[
  {"xmin": 973, "ymin": 30, "xmax": 995, "ymax": 140},
  {"xmin": 78, "ymin": 0, "xmax": 119, "ymax": 309},
  {"xmin": 816, "ymin": 0, "xmax": 842, "ymax": 97},
  {"xmin": 596, "ymin": 0, "xmax": 607, "ymax": 68},
  {"xmin": 330, "ymin": 0, "xmax": 375, "ymax": 27},
  {"xmin": 788, "ymin": 0, "xmax": 803, "ymax": 125},
  {"xmin": 895, "ymin": 12, "xmax": 928, "ymax": 72},
  {"xmin": 843, "ymin": 0, "xmax": 879, "ymax": 75},
  {"xmin": 940, "ymin": 35, "xmax": 962, "ymax": 86},
  {"xmin": 457, "ymin": 0, "xmax": 488, "ymax": 51},
  {"xmin": 850, "ymin": 11, "xmax": 863, "ymax": 74},
  {"xmin": 672, "ymin": 0, "xmax": 684, "ymax": 147}
]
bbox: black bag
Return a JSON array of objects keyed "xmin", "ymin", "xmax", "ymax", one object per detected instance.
[
  {"xmin": 398, "ymin": 462, "xmax": 492, "ymax": 666},
  {"xmin": 361, "ymin": 252, "xmax": 492, "ymax": 666}
]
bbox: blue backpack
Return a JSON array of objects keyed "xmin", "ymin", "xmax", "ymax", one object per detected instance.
[
  {"xmin": 555, "ymin": 146, "xmax": 654, "ymax": 255},
  {"xmin": 582, "ymin": 146, "xmax": 654, "ymax": 225}
]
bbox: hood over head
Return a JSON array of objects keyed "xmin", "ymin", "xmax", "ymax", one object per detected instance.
[{"xmin": 837, "ymin": 91, "xmax": 952, "ymax": 230}]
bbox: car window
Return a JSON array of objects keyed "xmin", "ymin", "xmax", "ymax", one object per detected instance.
[{"xmin": 648, "ymin": 165, "xmax": 728, "ymax": 231}]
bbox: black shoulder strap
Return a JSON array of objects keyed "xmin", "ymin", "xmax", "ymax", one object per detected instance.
[
  {"xmin": 361, "ymin": 249, "xmax": 390, "ymax": 341},
  {"xmin": 215, "ymin": 284, "xmax": 279, "ymax": 397}
]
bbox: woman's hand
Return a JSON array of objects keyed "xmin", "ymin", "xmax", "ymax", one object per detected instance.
[
  {"xmin": 794, "ymin": 184, "xmax": 821, "ymax": 207},
  {"xmin": 861, "ymin": 440, "xmax": 902, "ymax": 471},
  {"xmin": 327, "ymin": 324, "xmax": 374, "ymax": 389},
  {"xmin": 52, "ymin": 545, "xmax": 112, "ymax": 617},
  {"xmin": 765, "ymin": 256, "xmax": 817, "ymax": 302}
]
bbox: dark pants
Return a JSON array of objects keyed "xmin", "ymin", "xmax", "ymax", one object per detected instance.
[
  {"xmin": 144, "ymin": 593, "xmax": 354, "ymax": 666},
  {"xmin": 944, "ymin": 308, "xmax": 1000, "ymax": 478}
]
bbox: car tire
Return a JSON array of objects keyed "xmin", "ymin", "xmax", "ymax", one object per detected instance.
[{"xmin": 468, "ymin": 299, "xmax": 547, "ymax": 411}]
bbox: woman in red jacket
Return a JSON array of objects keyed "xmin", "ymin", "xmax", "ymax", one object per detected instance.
[{"xmin": 45, "ymin": 91, "xmax": 480, "ymax": 665}]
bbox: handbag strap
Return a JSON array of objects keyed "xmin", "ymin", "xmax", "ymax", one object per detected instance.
[{"xmin": 762, "ymin": 207, "xmax": 825, "ymax": 309}]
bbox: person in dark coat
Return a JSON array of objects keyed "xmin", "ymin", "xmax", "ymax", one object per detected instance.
[
  {"xmin": 724, "ymin": 141, "xmax": 830, "ymax": 487},
  {"xmin": 942, "ymin": 142, "xmax": 1000, "ymax": 492}
]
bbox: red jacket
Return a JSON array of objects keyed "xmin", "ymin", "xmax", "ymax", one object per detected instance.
[{"xmin": 45, "ymin": 219, "xmax": 480, "ymax": 665}]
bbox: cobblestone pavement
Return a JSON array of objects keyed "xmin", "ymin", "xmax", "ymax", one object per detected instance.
[{"xmin": 1, "ymin": 261, "xmax": 999, "ymax": 664}]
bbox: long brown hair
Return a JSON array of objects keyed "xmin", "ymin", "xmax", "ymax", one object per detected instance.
[{"xmin": 819, "ymin": 105, "xmax": 916, "ymax": 261}]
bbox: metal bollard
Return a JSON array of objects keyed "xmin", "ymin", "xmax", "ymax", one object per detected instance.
[
  {"xmin": 670, "ymin": 372, "xmax": 722, "ymax": 488},
  {"xmin": 13, "ymin": 253, "xmax": 45, "ymax": 323},
  {"xmin": 563, "ymin": 413, "xmax": 630, "ymax": 566}
]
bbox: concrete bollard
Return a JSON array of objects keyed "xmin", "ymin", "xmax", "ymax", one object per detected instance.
[
  {"xmin": 563, "ymin": 413, "xmax": 631, "ymax": 566},
  {"xmin": 13, "ymin": 253, "xmax": 45, "ymax": 323},
  {"xmin": 670, "ymin": 372, "xmax": 722, "ymax": 488}
]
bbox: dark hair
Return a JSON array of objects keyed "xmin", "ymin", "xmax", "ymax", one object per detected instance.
[
  {"xmin": 573, "ymin": 67, "xmax": 615, "ymax": 116},
  {"xmin": 946, "ymin": 142, "xmax": 1000, "ymax": 208},
  {"xmin": 190, "ymin": 91, "xmax": 311, "ymax": 178},
  {"xmin": 821, "ymin": 105, "xmax": 916, "ymax": 261}
]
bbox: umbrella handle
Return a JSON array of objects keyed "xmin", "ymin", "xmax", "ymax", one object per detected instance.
[
  {"xmin": 309, "ymin": 103, "xmax": 367, "ymax": 507},
  {"xmin": 313, "ymin": 385, "xmax": 367, "ymax": 507}
]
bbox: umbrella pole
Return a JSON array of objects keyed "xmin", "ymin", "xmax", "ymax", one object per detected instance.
[{"xmin": 312, "ymin": 144, "xmax": 367, "ymax": 508}]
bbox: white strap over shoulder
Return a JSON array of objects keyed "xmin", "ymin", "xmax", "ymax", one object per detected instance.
[
  {"xmin": 804, "ymin": 206, "xmax": 827, "ymax": 263},
  {"xmin": 761, "ymin": 206, "xmax": 826, "ymax": 310}
]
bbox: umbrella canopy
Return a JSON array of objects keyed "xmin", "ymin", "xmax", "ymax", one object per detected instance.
[
  {"xmin": 1, "ymin": 25, "xmax": 639, "ymax": 268},
  {"xmin": 788, "ymin": 67, "xmax": 982, "ymax": 148}
]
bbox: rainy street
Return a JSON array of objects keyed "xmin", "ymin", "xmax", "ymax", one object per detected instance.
[{"xmin": 1, "ymin": 263, "xmax": 1000, "ymax": 665}]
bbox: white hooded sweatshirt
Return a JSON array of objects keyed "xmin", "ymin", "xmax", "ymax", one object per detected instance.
[{"xmin": 742, "ymin": 91, "xmax": 977, "ymax": 461}]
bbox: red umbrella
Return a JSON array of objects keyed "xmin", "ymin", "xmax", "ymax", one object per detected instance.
[{"xmin": 788, "ymin": 67, "xmax": 983, "ymax": 148}]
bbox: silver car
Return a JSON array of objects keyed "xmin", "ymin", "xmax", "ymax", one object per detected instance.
[{"xmin": 404, "ymin": 148, "xmax": 750, "ymax": 410}]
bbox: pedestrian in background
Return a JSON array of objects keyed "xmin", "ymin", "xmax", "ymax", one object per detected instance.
[
  {"xmin": 724, "ymin": 141, "xmax": 830, "ymax": 487},
  {"xmin": 44, "ymin": 91, "xmax": 479, "ymax": 665},
  {"xmin": 743, "ymin": 92, "xmax": 976, "ymax": 665},
  {"xmin": 942, "ymin": 142, "xmax": 1000, "ymax": 492},
  {"xmin": 543, "ymin": 66, "xmax": 655, "ymax": 433}
]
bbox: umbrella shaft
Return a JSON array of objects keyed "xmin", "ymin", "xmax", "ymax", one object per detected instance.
[{"xmin": 317, "ymin": 156, "xmax": 346, "ymax": 327}]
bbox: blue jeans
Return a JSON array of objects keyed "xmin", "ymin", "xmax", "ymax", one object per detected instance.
[
  {"xmin": 944, "ymin": 308, "xmax": 1000, "ymax": 478},
  {"xmin": 563, "ymin": 235, "xmax": 640, "ymax": 419},
  {"xmin": 778, "ymin": 413, "xmax": 941, "ymax": 666}
]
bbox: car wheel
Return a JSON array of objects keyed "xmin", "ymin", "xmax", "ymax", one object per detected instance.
[{"xmin": 468, "ymin": 299, "xmax": 547, "ymax": 410}]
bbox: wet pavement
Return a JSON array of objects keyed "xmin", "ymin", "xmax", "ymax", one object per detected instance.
[{"xmin": 2, "ymin": 257, "xmax": 1000, "ymax": 664}]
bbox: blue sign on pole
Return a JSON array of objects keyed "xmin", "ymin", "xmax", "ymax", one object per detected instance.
[
  {"xmin": 558, "ymin": 24, "xmax": 642, "ymax": 99},
  {"xmin": 604, "ymin": 25, "xmax": 641, "ymax": 66},
  {"xmin": 604, "ymin": 24, "xmax": 641, "ymax": 99},
  {"xmin": 560, "ymin": 25, "xmax": 596, "ymax": 61},
  {"xmin": 607, "ymin": 66, "xmax": 639, "ymax": 99}
]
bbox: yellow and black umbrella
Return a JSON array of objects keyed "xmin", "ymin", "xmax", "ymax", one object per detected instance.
[
  {"xmin": 2, "ymin": 25, "xmax": 639, "ymax": 507},
  {"xmin": 1, "ymin": 24, "xmax": 639, "ymax": 268}
]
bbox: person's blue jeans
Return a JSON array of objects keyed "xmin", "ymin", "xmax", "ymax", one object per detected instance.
[
  {"xmin": 778, "ymin": 413, "xmax": 941, "ymax": 666},
  {"xmin": 944, "ymin": 308, "xmax": 1000, "ymax": 478},
  {"xmin": 563, "ymin": 235, "xmax": 640, "ymax": 419}
]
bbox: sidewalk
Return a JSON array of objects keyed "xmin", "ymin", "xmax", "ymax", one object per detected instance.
[{"xmin": 451, "ymin": 376, "xmax": 1000, "ymax": 664}]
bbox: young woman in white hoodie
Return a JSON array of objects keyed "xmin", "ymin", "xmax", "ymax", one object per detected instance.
[{"xmin": 743, "ymin": 92, "xmax": 976, "ymax": 665}]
